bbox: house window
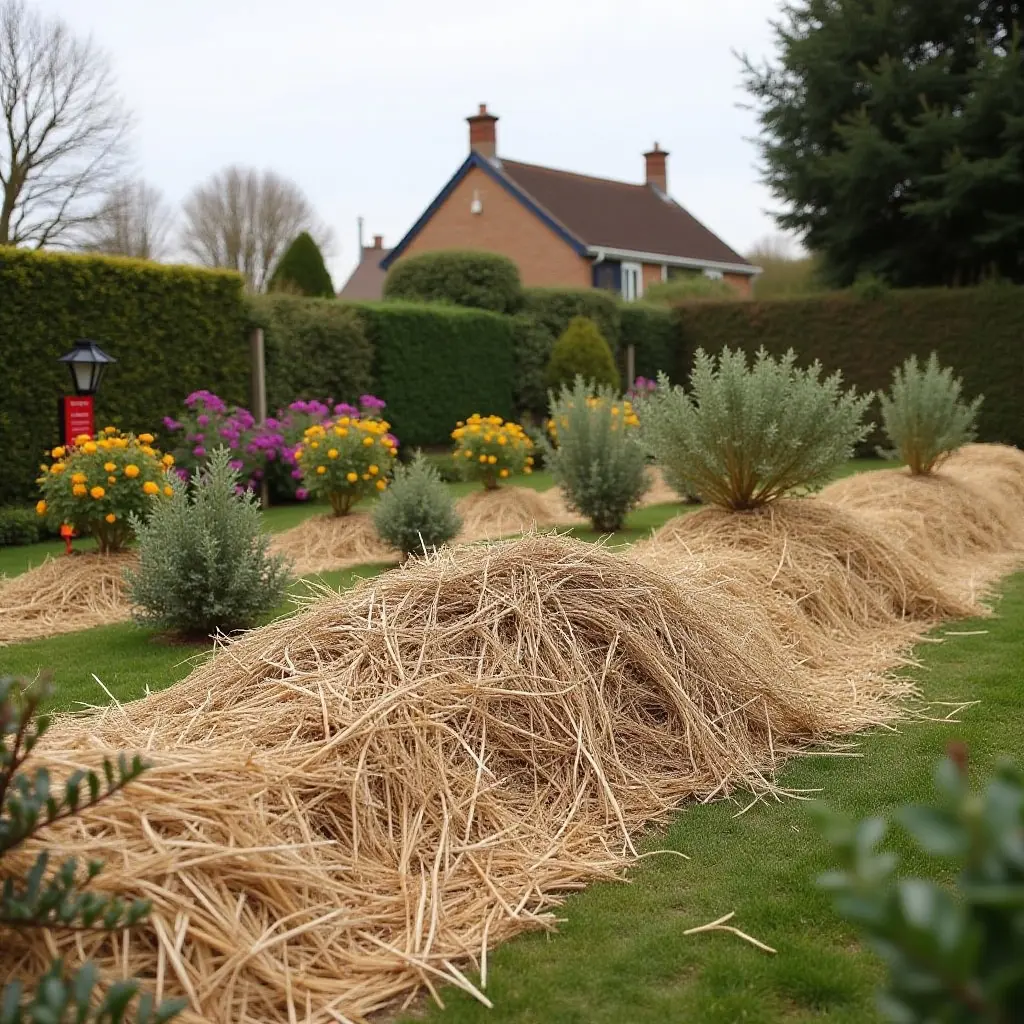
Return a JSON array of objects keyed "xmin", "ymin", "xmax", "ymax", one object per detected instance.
[
  {"xmin": 703, "ymin": 269, "xmax": 724, "ymax": 281},
  {"xmin": 621, "ymin": 262, "xmax": 642, "ymax": 301}
]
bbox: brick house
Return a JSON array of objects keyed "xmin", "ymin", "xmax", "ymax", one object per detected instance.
[
  {"xmin": 338, "ymin": 234, "xmax": 392, "ymax": 300},
  {"xmin": 378, "ymin": 105, "xmax": 759, "ymax": 300}
]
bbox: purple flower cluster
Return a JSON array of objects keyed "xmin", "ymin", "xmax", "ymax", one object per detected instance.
[{"xmin": 627, "ymin": 376, "xmax": 659, "ymax": 402}]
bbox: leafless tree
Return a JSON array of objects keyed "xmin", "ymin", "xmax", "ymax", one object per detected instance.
[
  {"xmin": 747, "ymin": 232, "xmax": 803, "ymax": 262},
  {"xmin": 79, "ymin": 178, "xmax": 174, "ymax": 260},
  {"xmin": 0, "ymin": 0, "xmax": 132, "ymax": 247},
  {"xmin": 180, "ymin": 166, "xmax": 330, "ymax": 290}
]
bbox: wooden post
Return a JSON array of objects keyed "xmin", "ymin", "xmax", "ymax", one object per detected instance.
[
  {"xmin": 250, "ymin": 327, "xmax": 270, "ymax": 508},
  {"xmin": 626, "ymin": 344, "xmax": 636, "ymax": 391}
]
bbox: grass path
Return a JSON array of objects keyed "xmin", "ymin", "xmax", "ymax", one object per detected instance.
[{"xmin": 398, "ymin": 576, "xmax": 1024, "ymax": 1024}]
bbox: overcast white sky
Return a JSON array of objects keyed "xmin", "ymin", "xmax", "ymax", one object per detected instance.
[{"xmin": 38, "ymin": 0, "xmax": 787, "ymax": 286}]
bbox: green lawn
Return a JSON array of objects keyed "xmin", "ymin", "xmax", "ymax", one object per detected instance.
[{"xmin": 398, "ymin": 576, "xmax": 1024, "ymax": 1024}]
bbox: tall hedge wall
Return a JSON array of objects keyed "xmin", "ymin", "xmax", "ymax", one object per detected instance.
[
  {"xmin": 0, "ymin": 248, "xmax": 248, "ymax": 507},
  {"xmin": 521, "ymin": 288, "xmax": 622, "ymax": 353},
  {"xmin": 352, "ymin": 302, "xmax": 515, "ymax": 447},
  {"xmin": 619, "ymin": 303, "xmax": 677, "ymax": 383},
  {"xmin": 673, "ymin": 288, "xmax": 1024, "ymax": 447}
]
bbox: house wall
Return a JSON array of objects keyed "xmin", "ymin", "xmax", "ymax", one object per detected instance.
[
  {"xmin": 724, "ymin": 272, "xmax": 754, "ymax": 297},
  {"xmin": 641, "ymin": 263, "xmax": 664, "ymax": 293},
  {"xmin": 399, "ymin": 166, "xmax": 592, "ymax": 288}
]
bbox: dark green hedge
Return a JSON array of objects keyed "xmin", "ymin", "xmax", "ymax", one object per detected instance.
[
  {"xmin": 619, "ymin": 303, "xmax": 677, "ymax": 383},
  {"xmin": 248, "ymin": 295, "xmax": 374, "ymax": 410},
  {"xmin": 352, "ymin": 301, "xmax": 515, "ymax": 446},
  {"xmin": 673, "ymin": 288, "xmax": 1024, "ymax": 447},
  {"xmin": 509, "ymin": 313, "xmax": 555, "ymax": 421},
  {"xmin": 0, "ymin": 248, "xmax": 248, "ymax": 507},
  {"xmin": 383, "ymin": 250, "xmax": 522, "ymax": 314},
  {"xmin": 521, "ymin": 288, "xmax": 621, "ymax": 353}
]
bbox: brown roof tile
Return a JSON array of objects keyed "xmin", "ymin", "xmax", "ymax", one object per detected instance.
[
  {"xmin": 338, "ymin": 247, "xmax": 392, "ymax": 300},
  {"xmin": 497, "ymin": 159, "xmax": 751, "ymax": 268}
]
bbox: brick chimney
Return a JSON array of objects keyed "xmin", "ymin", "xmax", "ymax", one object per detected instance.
[
  {"xmin": 372, "ymin": 234, "xmax": 383, "ymax": 249},
  {"xmin": 644, "ymin": 142, "xmax": 668, "ymax": 193},
  {"xmin": 467, "ymin": 103, "xmax": 498, "ymax": 159}
]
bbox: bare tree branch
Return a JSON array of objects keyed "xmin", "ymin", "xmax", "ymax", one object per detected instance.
[
  {"xmin": 180, "ymin": 165, "xmax": 330, "ymax": 290},
  {"xmin": 0, "ymin": 0, "xmax": 132, "ymax": 247},
  {"xmin": 79, "ymin": 177, "xmax": 174, "ymax": 260}
]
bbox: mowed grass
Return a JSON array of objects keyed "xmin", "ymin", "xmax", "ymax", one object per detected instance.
[{"xmin": 398, "ymin": 577, "xmax": 1024, "ymax": 1024}]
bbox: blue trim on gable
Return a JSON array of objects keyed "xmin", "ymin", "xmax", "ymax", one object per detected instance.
[{"xmin": 380, "ymin": 151, "xmax": 588, "ymax": 270}]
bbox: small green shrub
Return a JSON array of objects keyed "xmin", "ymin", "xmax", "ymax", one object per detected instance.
[
  {"xmin": 815, "ymin": 748, "xmax": 1024, "ymax": 1023},
  {"xmin": 383, "ymin": 250, "xmax": 522, "ymax": 313},
  {"xmin": 546, "ymin": 316, "xmax": 620, "ymax": 393},
  {"xmin": 372, "ymin": 452, "xmax": 461, "ymax": 557},
  {"xmin": 520, "ymin": 288, "xmax": 622, "ymax": 353},
  {"xmin": 126, "ymin": 448, "xmax": 291, "ymax": 637},
  {"xmin": 1, "ymin": 674, "xmax": 185, "ymax": 1023},
  {"xmin": 643, "ymin": 348, "xmax": 872, "ymax": 509},
  {"xmin": 879, "ymin": 353, "xmax": 982, "ymax": 475},
  {"xmin": 510, "ymin": 313, "xmax": 555, "ymax": 421},
  {"xmin": 541, "ymin": 378, "xmax": 649, "ymax": 532},
  {"xmin": 0, "ymin": 507, "xmax": 43, "ymax": 546},
  {"xmin": 267, "ymin": 232, "xmax": 335, "ymax": 297},
  {"xmin": 643, "ymin": 275, "xmax": 739, "ymax": 304}
]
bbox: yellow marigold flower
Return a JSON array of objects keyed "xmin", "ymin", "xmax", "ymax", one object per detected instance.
[
  {"xmin": 104, "ymin": 426, "xmax": 117, "ymax": 435},
  {"xmin": 103, "ymin": 461, "xmax": 116, "ymax": 472},
  {"xmin": 74, "ymin": 433, "xmax": 91, "ymax": 445},
  {"xmin": 456, "ymin": 420, "xmax": 465, "ymax": 428},
  {"xmin": 389, "ymin": 448, "xmax": 397, "ymax": 457},
  {"xmin": 143, "ymin": 481, "xmax": 159, "ymax": 495},
  {"xmin": 139, "ymin": 433, "xmax": 154, "ymax": 443},
  {"xmin": 36, "ymin": 500, "xmax": 47, "ymax": 515},
  {"xmin": 99, "ymin": 440, "xmax": 111, "ymax": 450},
  {"xmin": 51, "ymin": 446, "xmax": 65, "ymax": 458},
  {"xmin": 328, "ymin": 448, "xmax": 338, "ymax": 459},
  {"xmin": 115, "ymin": 438, "xmax": 128, "ymax": 448},
  {"xmin": 124, "ymin": 464, "xmax": 139, "ymax": 478},
  {"xmin": 526, "ymin": 456, "xmax": 535, "ymax": 466},
  {"xmin": 499, "ymin": 468, "xmax": 509, "ymax": 478},
  {"xmin": 368, "ymin": 464, "xmax": 379, "ymax": 475},
  {"xmin": 464, "ymin": 450, "xmax": 472, "ymax": 458},
  {"xmin": 163, "ymin": 485, "xmax": 174, "ymax": 497},
  {"xmin": 71, "ymin": 472, "xmax": 87, "ymax": 484},
  {"xmin": 72, "ymin": 483, "xmax": 87, "ymax": 497},
  {"xmin": 162, "ymin": 454, "xmax": 174, "ymax": 466},
  {"xmin": 339, "ymin": 417, "xmax": 350, "ymax": 427},
  {"xmin": 361, "ymin": 473, "xmax": 370, "ymax": 481},
  {"xmin": 141, "ymin": 445, "xmax": 155, "ymax": 456},
  {"xmin": 375, "ymin": 479, "xmax": 387, "ymax": 491},
  {"xmin": 362, "ymin": 436, "xmax": 374, "ymax": 446},
  {"xmin": 310, "ymin": 441, "xmax": 319, "ymax": 449},
  {"xmin": 82, "ymin": 442, "xmax": 97, "ymax": 454},
  {"xmin": 497, "ymin": 436, "xmax": 507, "ymax": 445},
  {"xmin": 90, "ymin": 486, "xmax": 105, "ymax": 499},
  {"xmin": 337, "ymin": 428, "xmax": 348, "ymax": 437},
  {"xmin": 479, "ymin": 455, "xmax": 487, "ymax": 463},
  {"xmin": 50, "ymin": 463, "xmax": 65, "ymax": 475},
  {"xmin": 105, "ymin": 513, "xmax": 117, "ymax": 523},
  {"xmin": 483, "ymin": 433, "xmax": 493, "ymax": 442},
  {"xmin": 524, "ymin": 466, "xmax": 532, "ymax": 474},
  {"xmin": 107, "ymin": 475, "xmax": 117, "ymax": 485},
  {"xmin": 316, "ymin": 466, "xmax": 327, "ymax": 475},
  {"xmin": 346, "ymin": 471, "xmax": 358, "ymax": 483},
  {"xmin": 487, "ymin": 455, "xmax": 497, "ymax": 464}
]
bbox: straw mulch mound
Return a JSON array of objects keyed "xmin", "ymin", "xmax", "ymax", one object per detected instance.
[
  {"xmin": 456, "ymin": 486, "xmax": 582, "ymax": 542},
  {"xmin": 944, "ymin": 443, "xmax": 1024, "ymax": 505},
  {"xmin": 0, "ymin": 535, "xmax": 903, "ymax": 1023},
  {"xmin": 0, "ymin": 553, "xmax": 136, "ymax": 645},
  {"xmin": 269, "ymin": 512, "xmax": 399, "ymax": 576}
]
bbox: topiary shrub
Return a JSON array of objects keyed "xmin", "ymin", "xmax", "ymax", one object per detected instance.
[
  {"xmin": 0, "ymin": 507, "xmax": 44, "ymax": 546},
  {"xmin": 815, "ymin": 747, "xmax": 1024, "ymax": 1023},
  {"xmin": 451, "ymin": 414, "xmax": 534, "ymax": 490},
  {"xmin": 545, "ymin": 316, "xmax": 620, "ymax": 393},
  {"xmin": 1, "ymin": 673, "xmax": 185, "ymax": 1023},
  {"xmin": 643, "ymin": 348, "xmax": 872, "ymax": 510},
  {"xmin": 126, "ymin": 448, "xmax": 291, "ymax": 638},
  {"xmin": 267, "ymin": 232, "xmax": 335, "ymax": 297},
  {"xmin": 382, "ymin": 250, "xmax": 522, "ymax": 313},
  {"xmin": 372, "ymin": 452, "xmax": 461, "ymax": 557},
  {"xmin": 879, "ymin": 353, "xmax": 983, "ymax": 475},
  {"xmin": 541, "ymin": 378, "xmax": 649, "ymax": 532}
]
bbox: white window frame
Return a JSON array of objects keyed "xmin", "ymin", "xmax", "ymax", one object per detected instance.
[
  {"xmin": 621, "ymin": 261, "xmax": 643, "ymax": 301},
  {"xmin": 703, "ymin": 268, "xmax": 724, "ymax": 281}
]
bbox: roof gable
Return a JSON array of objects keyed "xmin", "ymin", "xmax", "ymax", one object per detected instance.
[{"xmin": 338, "ymin": 246, "xmax": 393, "ymax": 300}]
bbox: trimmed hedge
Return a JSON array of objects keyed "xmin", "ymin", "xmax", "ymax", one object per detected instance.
[
  {"xmin": 353, "ymin": 301, "xmax": 515, "ymax": 447},
  {"xmin": 0, "ymin": 507, "xmax": 45, "ymax": 547},
  {"xmin": 248, "ymin": 295, "xmax": 374, "ymax": 410},
  {"xmin": 0, "ymin": 248, "xmax": 248, "ymax": 507},
  {"xmin": 673, "ymin": 288, "xmax": 1024, "ymax": 447},
  {"xmin": 521, "ymin": 288, "xmax": 621, "ymax": 353},
  {"xmin": 510, "ymin": 313, "xmax": 555, "ymax": 421},
  {"xmin": 619, "ymin": 303, "xmax": 678, "ymax": 382},
  {"xmin": 383, "ymin": 251, "xmax": 522, "ymax": 314}
]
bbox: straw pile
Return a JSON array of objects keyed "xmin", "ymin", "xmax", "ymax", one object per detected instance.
[
  {"xmin": 0, "ymin": 553, "xmax": 136, "ymax": 645},
  {"xmin": 1, "ymin": 534, "xmax": 906, "ymax": 1023},
  {"xmin": 269, "ymin": 513, "xmax": 399, "ymax": 577},
  {"xmin": 455, "ymin": 486, "xmax": 583, "ymax": 542}
]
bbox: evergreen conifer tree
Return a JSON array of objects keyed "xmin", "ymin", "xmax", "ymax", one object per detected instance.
[{"xmin": 267, "ymin": 232, "xmax": 335, "ymax": 297}]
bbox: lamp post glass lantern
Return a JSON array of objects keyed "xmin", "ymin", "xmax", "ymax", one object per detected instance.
[{"xmin": 59, "ymin": 339, "xmax": 116, "ymax": 396}]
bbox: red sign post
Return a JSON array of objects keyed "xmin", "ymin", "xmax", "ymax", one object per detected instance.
[{"xmin": 60, "ymin": 395, "xmax": 94, "ymax": 445}]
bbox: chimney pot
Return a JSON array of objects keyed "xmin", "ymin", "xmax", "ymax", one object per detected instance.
[
  {"xmin": 372, "ymin": 234, "xmax": 383, "ymax": 249},
  {"xmin": 467, "ymin": 103, "xmax": 498, "ymax": 159},
  {"xmin": 644, "ymin": 142, "xmax": 669, "ymax": 193}
]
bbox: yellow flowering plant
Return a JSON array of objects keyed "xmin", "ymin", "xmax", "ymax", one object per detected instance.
[
  {"xmin": 36, "ymin": 428, "xmax": 176, "ymax": 554},
  {"xmin": 546, "ymin": 395, "xmax": 640, "ymax": 444},
  {"xmin": 451, "ymin": 414, "xmax": 534, "ymax": 490},
  {"xmin": 294, "ymin": 415, "xmax": 397, "ymax": 515}
]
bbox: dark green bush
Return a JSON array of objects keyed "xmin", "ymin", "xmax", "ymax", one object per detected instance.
[
  {"xmin": 510, "ymin": 313, "xmax": 555, "ymax": 420},
  {"xmin": 248, "ymin": 294, "xmax": 374, "ymax": 410},
  {"xmin": 674, "ymin": 288, "xmax": 1024, "ymax": 447},
  {"xmin": 619, "ymin": 303, "xmax": 677, "ymax": 383},
  {"xmin": 382, "ymin": 250, "xmax": 522, "ymax": 313},
  {"xmin": 0, "ymin": 507, "xmax": 44, "ymax": 547},
  {"xmin": 355, "ymin": 301, "xmax": 515, "ymax": 447},
  {"xmin": 267, "ymin": 232, "xmax": 335, "ymax": 297},
  {"xmin": 0, "ymin": 248, "xmax": 248, "ymax": 508},
  {"xmin": 546, "ymin": 316, "xmax": 620, "ymax": 392},
  {"xmin": 521, "ymin": 288, "xmax": 622, "ymax": 352}
]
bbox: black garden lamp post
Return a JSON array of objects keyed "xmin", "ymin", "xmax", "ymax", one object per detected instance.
[{"xmin": 57, "ymin": 339, "xmax": 116, "ymax": 444}]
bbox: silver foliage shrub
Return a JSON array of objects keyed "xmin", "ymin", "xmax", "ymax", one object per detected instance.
[
  {"xmin": 125, "ymin": 447, "xmax": 291, "ymax": 637},
  {"xmin": 540, "ymin": 377, "xmax": 650, "ymax": 532},
  {"xmin": 879, "ymin": 353, "xmax": 982, "ymax": 475},
  {"xmin": 643, "ymin": 347, "xmax": 872, "ymax": 510},
  {"xmin": 372, "ymin": 452, "xmax": 461, "ymax": 557}
]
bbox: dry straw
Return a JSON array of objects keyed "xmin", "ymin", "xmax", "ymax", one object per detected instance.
[
  {"xmin": 455, "ymin": 486, "xmax": 583, "ymax": 542},
  {"xmin": 269, "ymin": 512, "xmax": 399, "ymax": 577}
]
